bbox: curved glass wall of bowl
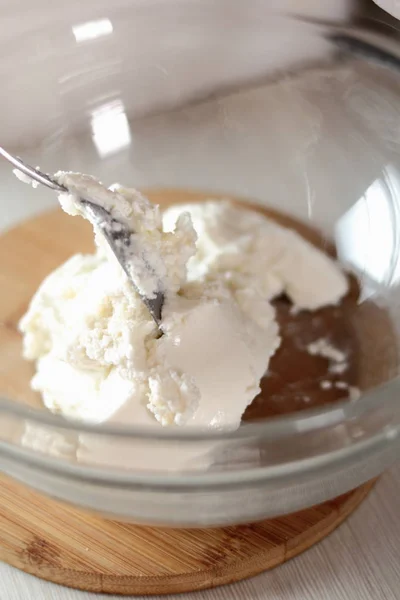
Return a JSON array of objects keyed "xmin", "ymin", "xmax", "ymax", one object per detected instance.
[
  {"xmin": 335, "ymin": 166, "xmax": 400, "ymax": 297},
  {"xmin": 0, "ymin": 3, "xmax": 400, "ymax": 524},
  {"xmin": 0, "ymin": 379, "xmax": 399, "ymax": 524}
]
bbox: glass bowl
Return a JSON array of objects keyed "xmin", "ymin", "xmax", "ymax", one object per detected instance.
[{"xmin": 1, "ymin": 1, "xmax": 400, "ymax": 527}]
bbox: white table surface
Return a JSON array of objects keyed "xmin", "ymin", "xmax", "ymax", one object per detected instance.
[{"xmin": 1, "ymin": 466, "xmax": 399, "ymax": 600}]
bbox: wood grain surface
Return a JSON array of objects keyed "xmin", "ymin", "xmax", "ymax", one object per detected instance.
[{"xmin": 0, "ymin": 474, "xmax": 375, "ymax": 595}]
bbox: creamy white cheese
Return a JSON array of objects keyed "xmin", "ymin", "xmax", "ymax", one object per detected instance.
[
  {"xmin": 55, "ymin": 171, "xmax": 197, "ymax": 300},
  {"xmin": 19, "ymin": 176, "xmax": 349, "ymax": 438},
  {"xmin": 164, "ymin": 201, "xmax": 348, "ymax": 310}
]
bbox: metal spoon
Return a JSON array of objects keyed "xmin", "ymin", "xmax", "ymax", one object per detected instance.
[{"xmin": 0, "ymin": 147, "xmax": 164, "ymax": 327}]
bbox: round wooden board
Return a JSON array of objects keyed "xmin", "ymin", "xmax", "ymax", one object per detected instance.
[{"xmin": 0, "ymin": 474, "xmax": 375, "ymax": 596}]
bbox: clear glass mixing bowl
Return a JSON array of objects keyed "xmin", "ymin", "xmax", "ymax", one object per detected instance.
[{"xmin": 1, "ymin": 1, "xmax": 400, "ymax": 526}]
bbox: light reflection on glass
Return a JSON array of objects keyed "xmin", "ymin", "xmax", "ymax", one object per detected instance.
[
  {"xmin": 72, "ymin": 19, "xmax": 113, "ymax": 43},
  {"xmin": 91, "ymin": 100, "xmax": 132, "ymax": 157},
  {"xmin": 335, "ymin": 166, "xmax": 400, "ymax": 299}
]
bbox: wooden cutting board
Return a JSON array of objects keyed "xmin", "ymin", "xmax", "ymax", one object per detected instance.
[{"xmin": 0, "ymin": 474, "xmax": 375, "ymax": 595}]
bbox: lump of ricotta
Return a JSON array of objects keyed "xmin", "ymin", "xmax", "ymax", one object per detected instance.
[
  {"xmin": 164, "ymin": 201, "xmax": 348, "ymax": 310},
  {"xmin": 19, "ymin": 175, "xmax": 348, "ymax": 433}
]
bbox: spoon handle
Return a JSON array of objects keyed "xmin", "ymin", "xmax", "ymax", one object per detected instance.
[
  {"xmin": 0, "ymin": 147, "xmax": 164, "ymax": 328},
  {"xmin": 0, "ymin": 147, "xmax": 65, "ymax": 192}
]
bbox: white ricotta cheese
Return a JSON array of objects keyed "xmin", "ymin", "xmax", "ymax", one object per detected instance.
[{"xmin": 19, "ymin": 178, "xmax": 349, "ymax": 440}]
